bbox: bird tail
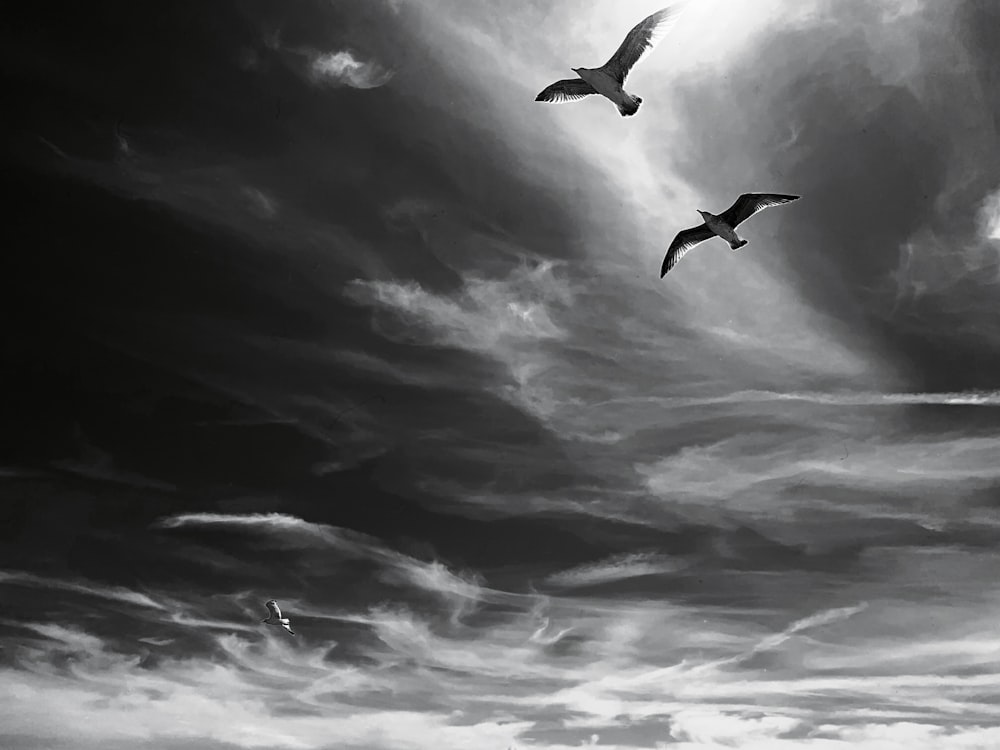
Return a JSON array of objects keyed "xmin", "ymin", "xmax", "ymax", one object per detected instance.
[
  {"xmin": 617, "ymin": 94, "xmax": 641, "ymax": 117},
  {"xmin": 729, "ymin": 239, "xmax": 748, "ymax": 251}
]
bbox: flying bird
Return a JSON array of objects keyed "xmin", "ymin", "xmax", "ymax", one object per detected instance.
[
  {"xmin": 535, "ymin": 5, "xmax": 684, "ymax": 117},
  {"xmin": 261, "ymin": 599, "xmax": 295, "ymax": 635},
  {"xmin": 660, "ymin": 193, "xmax": 800, "ymax": 277}
]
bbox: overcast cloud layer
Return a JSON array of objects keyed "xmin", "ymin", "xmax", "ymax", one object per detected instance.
[{"xmin": 3, "ymin": 1, "xmax": 1000, "ymax": 748}]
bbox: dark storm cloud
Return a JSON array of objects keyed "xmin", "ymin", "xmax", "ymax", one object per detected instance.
[{"xmin": 663, "ymin": 0, "xmax": 1000, "ymax": 391}]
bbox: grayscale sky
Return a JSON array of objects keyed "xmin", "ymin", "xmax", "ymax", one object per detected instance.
[{"xmin": 3, "ymin": 0, "xmax": 1000, "ymax": 748}]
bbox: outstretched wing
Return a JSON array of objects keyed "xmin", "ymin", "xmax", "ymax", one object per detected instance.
[
  {"xmin": 535, "ymin": 78, "xmax": 599, "ymax": 103},
  {"xmin": 661, "ymin": 223, "xmax": 715, "ymax": 277},
  {"xmin": 600, "ymin": 5, "xmax": 684, "ymax": 84},
  {"xmin": 281, "ymin": 622, "xmax": 295, "ymax": 636},
  {"xmin": 719, "ymin": 193, "xmax": 800, "ymax": 228},
  {"xmin": 265, "ymin": 600, "xmax": 281, "ymax": 618}
]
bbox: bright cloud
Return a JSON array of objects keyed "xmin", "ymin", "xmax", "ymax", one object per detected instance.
[{"xmin": 309, "ymin": 50, "xmax": 394, "ymax": 89}]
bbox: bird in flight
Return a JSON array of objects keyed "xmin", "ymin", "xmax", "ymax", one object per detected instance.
[
  {"xmin": 660, "ymin": 193, "xmax": 800, "ymax": 277},
  {"xmin": 535, "ymin": 5, "xmax": 684, "ymax": 117},
  {"xmin": 261, "ymin": 599, "xmax": 295, "ymax": 635}
]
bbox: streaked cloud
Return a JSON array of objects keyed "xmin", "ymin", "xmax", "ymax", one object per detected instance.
[
  {"xmin": 4, "ymin": 569, "xmax": 1000, "ymax": 749},
  {"xmin": 0, "ymin": 570, "xmax": 165, "ymax": 610},
  {"xmin": 0, "ymin": 624, "xmax": 531, "ymax": 750},
  {"xmin": 156, "ymin": 511, "xmax": 332, "ymax": 540},
  {"xmin": 154, "ymin": 512, "xmax": 490, "ymax": 611},
  {"xmin": 345, "ymin": 260, "xmax": 572, "ymax": 354},
  {"xmin": 346, "ymin": 260, "xmax": 575, "ymax": 416},
  {"xmin": 545, "ymin": 552, "xmax": 689, "ymax": 589},
  {"xmin": 241, "ymin": 186, "xmax": 278, "ymax": 219},
  {"xmin": 600, "ymin": 388, "xmax": 1000, "ymax": 409}
]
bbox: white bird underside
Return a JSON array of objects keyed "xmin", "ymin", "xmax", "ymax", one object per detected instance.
[
  {"xmin": 261, "ymin": 599, "xmax": 295, "ymax": 635},
  {"xmin": 535, "ymin": 5, "xmax": 684, "ymax": 115},
  {"xmin": 660, "ymin": 193, "xmax": 800, "ymax": 277}
]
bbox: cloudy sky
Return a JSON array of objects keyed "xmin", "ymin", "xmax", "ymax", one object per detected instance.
[{"xmin": 3, "ymin": 0, "xmax": 1000, "ymax": 748}]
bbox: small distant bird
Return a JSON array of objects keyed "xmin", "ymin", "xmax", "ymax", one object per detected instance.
[
  {"xmin": 535, "ymin": 6, "xmax": 684, "ymax": 117},
  {"xmin": 261, "ymin": 599, "xmax": 295, "ymax": 635},
  {"xmin": 660, "ymin": 193, "xmax": 800, "ymax": 277}
]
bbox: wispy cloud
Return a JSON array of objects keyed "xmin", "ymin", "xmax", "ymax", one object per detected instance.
[
  {"xmin": 705, "ymin": 602, "xmax": 870, "ymax": 671},
  {"xmin": 156, "ymin": 511, "xmax": 332, "ymax": 540},
  {"xmin": 545, "ymin": 552, "xmax": 689, "ymax": 589},
  {"xmin": 636, "ymin": 427, "xmax": 1000, "ymax": 529},
  {"xmin": 593, "ymin": 388, "xmax": 1000, "ymax": 410},
  {"xmin": 7, "ymin": 622, "xmax": 108, "ymax": 653},
  {"xmin": 345, "ymin": 260, "xmax": 572, "ymax": 354},
  {"xmin": 0, "ymin": 624, "xmax": 532, "ymax": 750},
  {"xmin": 309, "ymin": 50, "xmax": 394, "ymax": 89},
  {"xmin": 4, "ymin": 572, "xmax": 1000, "ymax": 750},
  {"xmin": 154, "ymin": 513, "xmax": 492, "ymax": 612},
  {"xmin": 241, "ymin": 186, "xmax": 278, "ymax": 219},
  {"xmin": 0, "ymin": 570, "xmax": 165, "ymax": 610},
  {"xmin": 346, "ymin": 260, "xmax": 574, "ymax": 417},
  {"xmin": 137, "ymin": 636, "xmax": 175, "ymax": 647}
]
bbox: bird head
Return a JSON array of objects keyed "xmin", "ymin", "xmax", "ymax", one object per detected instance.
[{"xmin": 697, "ymin": 210, "xmax": 709, "ymax": 218}]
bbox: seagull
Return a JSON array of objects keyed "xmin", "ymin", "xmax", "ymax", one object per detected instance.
[
  {"xmin": 660, "ymin": 193, "xmax": 801, "ymax": 277},
  {"xmin": 261, "ymin": 599, "xmax": 295, "ymax": 635},
  {"xmin": 535, "ymin": 5, "xmax": 684, "ymax": 117}
]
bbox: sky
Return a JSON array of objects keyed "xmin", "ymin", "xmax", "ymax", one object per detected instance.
[{"xmin": 2, "ymin": 0, "xmax": 1000, "ymax": 748}]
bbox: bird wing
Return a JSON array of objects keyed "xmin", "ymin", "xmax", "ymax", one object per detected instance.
[
  {"xmin": 600, "ymin": 6, "xmax": 684, "ymax": 84},
  {"xmin": 718, "ymin": 193, "xmax": 800, "ymax": 228},
  {"xmin": 661, "ymin": 223, "xmax": 715, "ymax": 277},
  {"xmin": 535, "ymin": 78, "xmax": 599, "ymax": 103},
  {"xmin": 265, "ymin": 600, "xmax": 281, "ymax": 618},
  {"xmin": 281, "ymin": 622, "xmax": 295, "ymax": 635}
]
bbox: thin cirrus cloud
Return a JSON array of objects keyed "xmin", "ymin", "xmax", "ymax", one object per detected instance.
[
  {"xmin": 632, "ymin": 425, "xmax": 1000, "ymax": 539},
  {"xmin": 344, "ymin": 260, "xmax": 573, "ymax": 354},
  {"xmin": 594, "ymin": 388, "xmax": 1000, "ymax": 408},
  {"xmin": 4, "ymin": 562, "xmax": 1000, "ymax": 749},
  {"xmin": 544, "ymin": 552, "xmax": 690, "ymax": 589},
  {"xmin": 0, "ymin": 569, "xmax": 166, "ymax": 611},
  {"xmin": 153, "ymin": 512, "xmax": 494, "ymax": 610},
  {"xmin": 345, "ymin": 259, "xmax": 575, "ymax": 417},
  {"xmin": 0, "ymin": 623, "xmax": 533, "ymax": 750}
]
